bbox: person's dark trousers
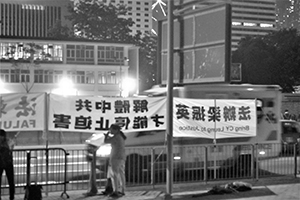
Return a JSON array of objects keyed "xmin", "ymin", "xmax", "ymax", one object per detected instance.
[{"xmin": 0, "ymin": 162, "xmax": 15, "ymax": 200}]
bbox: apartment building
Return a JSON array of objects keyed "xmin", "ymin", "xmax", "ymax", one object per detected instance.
[
  {"xmin": 231, "ymin": 0, "xmax": 276, "ymax": 50},
  {"xmin": 0, "ymin": 38, "xmax": 139, "ymax": 97},
  {"xmin": 100, "ymin": 0, "xmax": 153, "ymax": 35},
  {"xmin": 0, "ymin": 0, "xmax": 71, "ymax": 38}
]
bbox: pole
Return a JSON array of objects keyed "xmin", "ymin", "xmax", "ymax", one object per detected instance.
[
  {"xmin": 119, "ymin": 59, "xmax": 122, "ymax": 97},
  {"xmin": 45, "ymin": 93, "xmax": 49, "ymax": 196},
  {"xmin": 166, "ymin": 0, "xmax": 174, "ymax": 198}
]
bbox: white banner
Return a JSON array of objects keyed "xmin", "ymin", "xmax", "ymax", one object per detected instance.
[
  {"xmin": 173, "ymin": 98, "xmax": 257, "ymax": 138},
  {"xmin": 48, "ymin": 94, "xmax": 167, "ymax": 133},
  {"xmin": 1, "ymin": 93, "xmax": 256, "ymax": 138},
  {"xmin": 0, "ymin": 93, "xmax": 45, "ymax": 131}
]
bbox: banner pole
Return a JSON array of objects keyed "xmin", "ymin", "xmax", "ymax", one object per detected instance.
[
  {"xmin": 45, "ymin": 93, "xmax": 49, "ymax": 196},
  {"xmin": 45, "ymin": 93, "xmax": 49, "ymax": 149},
  {"xmin": 166, "ymin": 0, "xmax": 174, "ymax": 198}
]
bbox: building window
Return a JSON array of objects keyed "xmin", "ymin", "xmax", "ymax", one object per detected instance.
[
  {"xmin": 67, "ymin": 70, "xmax": 85, "ymax": 84},
  {"xmin": 66, "ymin": 45, "xmax": 94, "ymax": 64},
  {"xmin": 0, "ymin": 69, "xmax": 9, "ymax": 82},
  {"xmin": 0, "ymin": 42, "xmax": 62, "ymax": 62},
  {"xmin": 43, "ymin": 44, "xmax": 63, "ymax": 62},
  {"xmin": 61, "ymin": 70, "xmax": 95, "ymax": 84},
  {"xmin": 98, "ymin": 71, "xmax": 117, "ymax": 84},
  {"xmin": 53, "ymin": 70, "xmax": 63, "ymax": 83},
  {"xmin": 34, "ymin": 70, "xmax": 63, "ymax": 83},
  {"xmin": 98, "ymin": 72, "xmax": 106, "ymax": 84},
  {"xmin": 97, "ymin": 46, "xmax": 124, "ymax": 64},
  {"xmin": 107, "ymin": 71, "xmax": 117, "ymax": 84},
  {"xmin": 86, "ymin": 71, "xmax": 95, "ymax": 84},
  {"xmin": 10, "ymin": 69, "xmax": 30, "ymax": 83},
  {"xmin": 34, "ymin": 70, "xmax": 44, "ymax": 83}
]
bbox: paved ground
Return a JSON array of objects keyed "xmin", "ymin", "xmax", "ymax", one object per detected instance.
[{"xmin": 2, "ymin": 176, "xmax": 300, "ymax": 200}]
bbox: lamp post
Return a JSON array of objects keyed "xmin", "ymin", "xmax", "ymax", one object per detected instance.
[
  {"xmin": 0, "ymin": 79, "xmax": 10, "ymax": 94},
  {"xmin": 117, "ymin": 57, "xmax": 129, "ymax": 97}
]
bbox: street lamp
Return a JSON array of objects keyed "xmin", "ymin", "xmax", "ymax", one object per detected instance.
[
  {"xmin": 52, "ymin": 77, "xmax": 77, "ymax": 96},
  {"xmin": 0, "ymin": 79, "xmax": 10, "ymax": 94},
  {"xmin": 116, "ymin": 57, "xmax": 129, "ymax": 97},
  {"xmin": 121, "ymin": 77, "xmax": 136, "ymax": 97}
]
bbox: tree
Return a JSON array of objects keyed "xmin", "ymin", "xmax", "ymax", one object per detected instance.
[
  {"xmin": 66, "ymin": 0, "xmax": 135, "ymax": 42},
  {"xmin": 232, "ymin": 28, "xmax": 300, "ymax": 92},
  {"xmin": 134, "ymin": 31, "xmax": 158, "ymax": 91},
  {"xmin": 47, "ymin": 20, "xmax": 74, "ymax": 39},
  {"xmin": 51, "ymin": 0, "xmax": 158, "ymax": 91},
  {"xmin": 5, "ymin": 43, "xmax": 51, "ymax": 93}
]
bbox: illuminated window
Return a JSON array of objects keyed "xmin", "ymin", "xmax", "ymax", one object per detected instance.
[
  {"xmin": 232, "ymin": 22, "xmax": 242, "ymax": 26},
  {"xmin": 260, "ymin": 23, "xmax": 273, "ymax": 28},
  {"xmin": 67, "ymin": 71, "xmax": 85, "ymax": 84},
  {"xmin": 243, "ymin": 22, "xmax": 257, "ymax": 27},
  {"xmin": 0, "ymin": 69, "xmax": 9, "ymax": 82},
  {"xmin": 98, "ymin": 71, "xmax": 117, "ymax": 84}
]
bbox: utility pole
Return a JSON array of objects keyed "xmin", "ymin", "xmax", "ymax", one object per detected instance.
[{"xmin": 166, "ymin": 0, "xmax": 174, "ymax": 199}]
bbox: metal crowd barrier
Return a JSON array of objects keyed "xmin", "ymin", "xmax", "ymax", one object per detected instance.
[
  {"xmin": 1, "ymin": 143, "xmax": 299, "ymax": 195},
  {"xmin": 122, "ymin": 143, "xmax": 299, "ymax": 186},
  {"xmin": 1, "ymin": 148, "xmax": 69, "ymax": 197}
]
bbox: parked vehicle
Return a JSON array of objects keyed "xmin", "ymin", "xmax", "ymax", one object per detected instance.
[
  {"xmin": 281, "ymin": 119, "xmax": 300, "ymax": 154},
  {"xmin": 86, "ymin": 84, "xmax": 283, "ymax": 182}
]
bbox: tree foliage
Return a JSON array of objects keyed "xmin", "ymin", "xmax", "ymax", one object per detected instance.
[
  {"xmin": 66, "ymin": 0, "xmax": 135, "ymax": 42},
  {"xmin": 5, "ymin": 43, "xmax": 51, "ymax": 93},
  {"xmin": 134, "ymin": 32, "xmax": 158, "ymax": 91},
  {"xmin": 232, "ymin": 28, "xmax": 300, "ymax": 92},
  {"xmin": 47, "ymin": 20, "xmax": 74, "ymax": 39}
]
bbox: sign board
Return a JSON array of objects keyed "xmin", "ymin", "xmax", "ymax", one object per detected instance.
[
  {"xmin": 0, "ymin": 93, "xmax": 45, "ymax": 131},
  {"xmin": 159, "ymin": 3, "xmax": 232, "ymax": 84}
]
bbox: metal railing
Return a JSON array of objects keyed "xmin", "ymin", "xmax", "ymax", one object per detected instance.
[
  {"xmin": 1, "ymin": 143, "xmax": 299, "ymax": 196},
  {"xmin": 1, "ymin": 148, "xmax": 69, "ymax": 197}
]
